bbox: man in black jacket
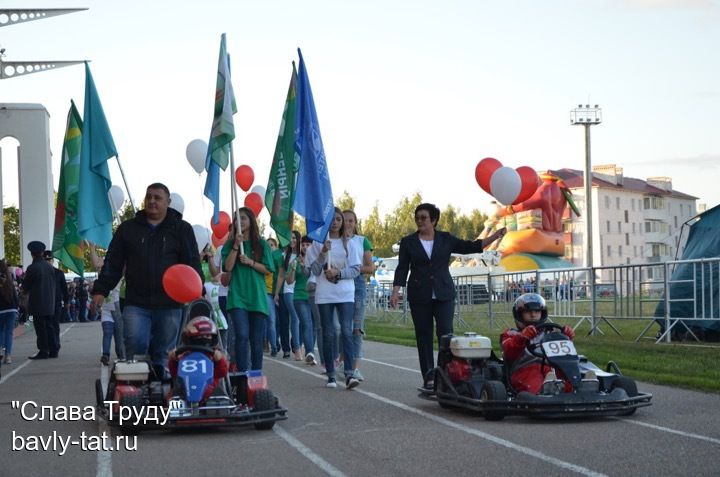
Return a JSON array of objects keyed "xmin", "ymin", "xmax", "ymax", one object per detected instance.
[
  {"xmin": 42, "ymin": 251, "xmax": 69, "ymax": 352},
  {"xmin": 23, "ymin": 241, "xmax": 58, "ymax": 359},
  {"xmin": 91, "ymin": 183, "xmax": 202, "ymax": 374}
]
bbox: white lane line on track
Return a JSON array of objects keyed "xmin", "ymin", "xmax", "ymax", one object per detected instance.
[
  {"xmin": 273, "ymin": 425, "xmax": 347, "ymax": 477},
  {"xmin": 0, "ymin": 324, "xmax": 76, "ymax": 385},
  {"xmin": 268, "ymin": 358, "xmax": 607, "ymax": 477},
  {"xmin": 623, "ymin": 420, "xmax": 720, "ymax": 445},
  {"xmin": 361, "ymin": 354, "xmax": 720, "ymax": 447},
  {"xmin": 97, "ymin": 365, "xmax": 113, "ymax": 477}
]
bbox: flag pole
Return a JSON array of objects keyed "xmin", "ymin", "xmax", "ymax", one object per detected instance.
[
  {"xmin": 115, "ymin": 156, "xmax": 137, "ymax": 214},
  {"xmin": 229, "ymin": 143, "xmax": 243, "ymax": 255}
]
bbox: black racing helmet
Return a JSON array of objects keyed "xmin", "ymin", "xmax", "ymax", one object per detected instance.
[{"xmin": 512, "ymin": 293, "xmax": 548, "ymax": 327}]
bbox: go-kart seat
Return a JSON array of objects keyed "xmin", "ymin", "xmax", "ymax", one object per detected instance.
[{"xmin": 186, "ymin": 299, "xmax": 214, "ymax": 321}]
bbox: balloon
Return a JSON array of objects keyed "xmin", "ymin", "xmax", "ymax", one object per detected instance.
[
  {"xmin": 192, "ymin": 224, "xmax": 211, "ymax": 254},
  {"xmin": 514, "ymin": 166, "xmax": 540, "ymax": 204},
  {"xmin": 250, "ymin": 184, "xmax": 266, "ymax": 198},
  {"xmin": 490, "ymin": 166, "xmax": 522, "ymax": 205},
  {"xmin": 210, "ymin": 211, "xmax": 231, "ymax": 238},
  {"xmin": 108, "ymin": 185, "xmax": 125, "ymax": 212},
  {"xmin": 186, "ymin": 139, "xmax": 208, "ymax": 174},
  {"xmin": 169, "ymin": 192, "xmax": 185, "ymax": 214},
  {"xmin": 162, "ymin": 264, "xmax": 203, "ymax": 303},
  {"xmin": 235, "ymin": 165, "xmax": 254, "ymax": 192},
  {"xmin": 244, "ymin": 192, "xmax": 264, "ymax": 217},
  {"xmin": 475, "ymin": 157, "xmax": 503, "ymax": 194},
  {"xmin": 212, "ymin": 232, "xmax": 228, "ymax": 248}
]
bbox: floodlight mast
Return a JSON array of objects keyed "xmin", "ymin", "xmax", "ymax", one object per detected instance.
[{"xmin": 569, "ymin": 104, "xmax": 602, "ymax": 269}]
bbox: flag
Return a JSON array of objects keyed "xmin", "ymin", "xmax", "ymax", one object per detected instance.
[
  {"xmin": 204, "ymin": 33, "xmax": 237, "ymax": 222},
  {"xmin": 78, "ymin": 62, "xmax": 117, "ymax": 248},
  {"xmin": 265, "ymin": 63, "xmax": 299, "ymax": 247},
  {"xmin": 293, "ymin": 49, "xmax": 334, "ymax": 242},
  {"xmin": 51, "ymin": 101, "xmax": 85, "ymax": 275}
]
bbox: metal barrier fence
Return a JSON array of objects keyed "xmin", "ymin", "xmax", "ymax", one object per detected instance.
[{"xmin": 365, "ymin": 256, "xmax": 720, "ymax": 344}]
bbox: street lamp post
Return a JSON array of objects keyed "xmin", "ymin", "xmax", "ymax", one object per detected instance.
[{"xmin": 570, "ymin": 105, "xmax": 602, "ymax": 269}]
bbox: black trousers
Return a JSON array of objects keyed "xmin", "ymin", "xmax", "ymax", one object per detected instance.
[
  {"xmin": 34, "ymin": 314, "xmax": 57, "ymax": 355},
  {"xmin": 409, "ymin": 299, "xmax": 454, "ymax": 383}
]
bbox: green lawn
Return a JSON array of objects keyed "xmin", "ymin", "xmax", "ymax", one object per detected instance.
[{"xmin": 365, "ymin": 308, "xmax": 720, "ymax": 393}]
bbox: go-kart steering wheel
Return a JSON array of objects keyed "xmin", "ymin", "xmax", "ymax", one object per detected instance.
[
  {"xmin": 174, "ymin": 344, "xmax": 216, "ymax": 355},
  {"xmin": 526, "ymin": 322, "xmax": 568, "ymax": 359}
]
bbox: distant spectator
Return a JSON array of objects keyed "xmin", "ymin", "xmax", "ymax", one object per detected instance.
[
  {"xmin": 0, "ymin": 260, "xmax": 19, "ymax": 365},
  {"xmin": 23, "ymin": 241, "xmax": 58, "ymax": 359}
]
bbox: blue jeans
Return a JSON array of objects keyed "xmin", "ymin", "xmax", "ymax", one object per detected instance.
[
  {"xmin": 278, "ymin": 296, "xmax": 290, "ymax": 353},
  {"xmin": 122, "ymin": 306, "xmax": 183, "ymax": 368},
  {"xmin": 0, "ymin": 310, "xmax": 17, "ymax": 355},
  {"xmin": 101, "ymin": 321, "xmax": 114, "ymax": 357},
  {"xmin": 265, "ymin": 294, "xmax": 278, "ymax": 354},
  {"xmin": 229, "ymin": 308, "xmax": 267, "ymax": 371},
  {"xmin": 283, "ymin": 292, "xmax": 301, "ymax": 351},
  {"xmin": 353, "ymin": 277, "xmax": 367, "ymax": 361},
  {"xmin": 308, "ymin": 294, "xmax": 324, "ymax": 364},
  {"xmin": 318, "ymin": 302, "xmax": 354, "ymax": 379},
  {"xmin": 294, "ymin": 299, "xmax": 315, "ymax": 356}
]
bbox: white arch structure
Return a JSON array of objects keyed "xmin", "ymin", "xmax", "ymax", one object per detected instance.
[{"xmin": 0, "ymin": 103, "xmax": 54, "ymax": 267}]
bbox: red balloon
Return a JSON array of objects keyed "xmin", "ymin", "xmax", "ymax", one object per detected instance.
[
  {"xmin": 475, "ymin": 157, "xmax": 502, "ymax": 194},
  {"xmin": 212, "ymin": 232, "xmax": 228, "ymax": 248},
  {"xmin": 210, "ymin": 211, "xmax": 231, "ymax": 238},
  {"xmin": 162, "ymin": 264, "xmax": 203, "ymax": 304},
  {"xmin": 514, "ymin": 166, "xmax": 540, "ymax": 204},
  {"xmin": 244, "ymin": 192, "xmax": 264, "ymax": 217},
  {"xmin": 235, "ymin": 165, "xmax": 255, "ymax": 192}
]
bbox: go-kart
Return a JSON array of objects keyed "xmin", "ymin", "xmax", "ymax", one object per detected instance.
[
  {"xmin": 420, "ymin": 323, "xmax": 652, "ymax": 420},
  {"xmin": 95, "ymin": 299, "xmax": 287, "ymax": 431}
]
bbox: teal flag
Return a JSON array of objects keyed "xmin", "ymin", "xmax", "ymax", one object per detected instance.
[
  {"xmin": 265, "ymin": 63, "xmax": 299, "ymax": 247},
  {"xmin": 52, "ymin": 101, "xmax": 85, "ymax": 275},
  {"xmin": 78, "ymin": 62, "xmax": 117, "ymax": 248}
]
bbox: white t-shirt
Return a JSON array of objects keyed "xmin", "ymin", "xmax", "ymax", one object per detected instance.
[
  {"xmin": 306, "ymin": 238, "xmax": 362, "ymax": 305},
  {"xmin": 100, "ymin": 284, "xmax": 121, "ymax": 323},
  {"xmin": 283, "ymin": 253, "xmax": 297, "ymax": 294}
]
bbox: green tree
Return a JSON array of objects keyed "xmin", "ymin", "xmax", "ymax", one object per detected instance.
[
  {"xmin": 3, "ymin": 206, "xmax": 20, "ymax": 266},
  {"xmin": 336, "ymin": 190, "xmax": 356, "ymax": 212}
]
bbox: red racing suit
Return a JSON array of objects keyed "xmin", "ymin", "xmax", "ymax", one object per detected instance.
[{"xmin": 500, "ymin": 328, "xmax": 572, "ymax": 394}]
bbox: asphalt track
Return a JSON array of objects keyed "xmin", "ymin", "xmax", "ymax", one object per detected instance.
[{"xmin": 1, "ymin": 322, "xmax": 719, "ymax": 476}]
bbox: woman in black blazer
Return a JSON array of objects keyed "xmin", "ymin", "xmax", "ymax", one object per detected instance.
[{"xmin": 390, "ymin": 203, "xmax": 506, "ymax": 389}]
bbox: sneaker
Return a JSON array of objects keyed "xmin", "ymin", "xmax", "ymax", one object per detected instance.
[
  {"xmin": 320, "ymin": 365, "xmax": 327, "ymax": 375},
  {"xmin": 345, "ymin": 376, "xmax": 360, "ymax": 390},
  {"xmin": 282, "ymin": 352, "xmax": 291, "ymax": 359},
  {"xmin": 3, "ymin": 355, "xmax": 11, "ymax": 364},
  {"xmin": 352, "ymin": 369, "xmax": 364, "ymax": 381},
  {"xmin": 270, "ymin": 351, "xmax": 278, "ymax": 358},
  {"xmin": 543, "ymin": 370, "xmax": 557, "ymax": 383},
  {"xmin": 100, "ymin": 355, "xmax": 109, "ymax": 366},
  {"xmin": 305, "ymin": 353, "xmax": 317, "ymax": 366},
  {"xmin": 326, "ymin": 377, "xmax": 337, "ymax": 388},
  {"xmin": 294, "ymin": 350, "xmax": 303, "ymax": 361},
  {"xmin": 541, "ymin": 370, "xmax": 558, "ymax": 394}
]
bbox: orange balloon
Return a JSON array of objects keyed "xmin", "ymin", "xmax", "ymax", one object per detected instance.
[
  {"xmin": 162, "ymin": 264, "xmax": 203, "ymax": 303},
  {"xmin": 212, "ymin": 232, "xmax": 228, "ymax": 248},
  {"xmin": 244, "ymin": 192, "xmax": 264, "ymax": 217},
  {"xmin": 210, "ymin": 211, "xmax": 231, "ymax": 238},
  {"xmin": 235, "ymin": 165, "xmax": 255, "ymax": 192}
]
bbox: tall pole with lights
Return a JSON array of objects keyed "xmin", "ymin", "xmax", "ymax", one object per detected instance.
[{"xmin": 570, "ymin": 105, "xmax": 602, "ymax": 269}]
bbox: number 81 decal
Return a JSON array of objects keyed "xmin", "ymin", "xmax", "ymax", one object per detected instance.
[{"xmin": 180, "ymin": 359, "xmax": 209, "ymax": 373}]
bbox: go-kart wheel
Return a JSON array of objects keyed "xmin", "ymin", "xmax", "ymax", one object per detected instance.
[
  {"xmin": 611, "ymin": 376, "xmax": 638, "ymax": 416},
  {"xmin": 480, "ymin": 380, "xmax": 506, "ymax": 421},
  {"xmin": 95, "ymin": 379, "xmax": 104, "ymax": 407},
  {"xmin": 253, "ymin": 389, "xmax": 276, "ymax": 430},
  {"xmin": 435, "ymin": 372, "xmax": 453, "ymax": 409}
]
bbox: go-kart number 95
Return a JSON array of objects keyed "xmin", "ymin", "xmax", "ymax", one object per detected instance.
[{"xmin": 541, "ymin": 341, "xmax": 577, "ymax": 357}]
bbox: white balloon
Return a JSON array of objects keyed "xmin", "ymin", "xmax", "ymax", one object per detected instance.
[
  {"xmin": 490, "ymin": 167, "xmax": 522, "ymax": 205},
  {"xmin": 186, "ymin": 139, "xmax": 208, "ymax": 174},
  {"xmin": 250, "ymin": 185, "xmax": 266, "ymax": 198},
  {"xmin": 108, "ymin": 185, "xmax": 125, "ymax": 212},
  {"xmin": 169, "ymin": 192, "xmax": 185, "ymax": 214},
  {"xmin": 192, "ymin": 224, "xmax": 211, "ymax": 255}
]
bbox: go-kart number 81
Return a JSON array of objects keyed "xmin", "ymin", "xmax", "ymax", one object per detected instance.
[
  {"xmin": 181, "ymin": 359, "xmax": 208, "ymax": 373},
  {"xmin": 541, "ymin": 341, "xmax": 577, "ymax": 357}
]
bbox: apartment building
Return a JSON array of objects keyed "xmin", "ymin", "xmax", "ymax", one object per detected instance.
[{"xmin": 553, "ymin": 165, "xmax": 698, "ymax": 275}]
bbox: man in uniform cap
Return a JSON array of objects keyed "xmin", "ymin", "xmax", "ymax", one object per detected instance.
[{"xmin": 23, "ymin": 241, "xmax": 57, "ymax": 359}]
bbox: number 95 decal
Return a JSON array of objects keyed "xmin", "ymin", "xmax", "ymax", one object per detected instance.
[{"xmin": 541, "ymin": 340, "xmax": 577, "ymax": 357}]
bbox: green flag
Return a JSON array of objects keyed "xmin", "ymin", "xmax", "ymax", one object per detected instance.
[
  {"xmin": 265, "ymin": 63, "xmax": 299, "ymax": 247},
  {"xmin": 52, "ymin": 101, "xmax": 85, "ymax": 275},
  {"xmin": 208, "ymin": 33, "xmax": 237, "ymax": 170}
]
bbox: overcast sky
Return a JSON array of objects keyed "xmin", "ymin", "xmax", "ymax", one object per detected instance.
[{"xmin": 1, "ymin": 0, "xmax": 718, "ymax": 231}]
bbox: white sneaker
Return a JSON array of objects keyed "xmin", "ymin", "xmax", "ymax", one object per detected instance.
[
  {"xmin": 345, "ymin": 376, "xmax": 360, "ymax": 390},
  {"xmin": 352, "ymin": 369, "xmax": 364, "ymax": 381},
  {"xmin": 305, "ymin": 353, "xmax": 317, "ymax": 366},
  {"xmin": 326, "ymin": 377, "xmax": 337, "ymax": 388},
  {"xmin": 543, "ymin": 370, "xmax": 557, "ymax": 383}
]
